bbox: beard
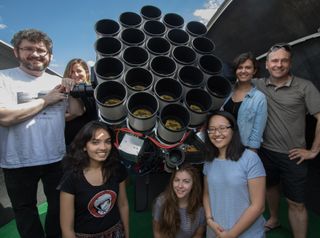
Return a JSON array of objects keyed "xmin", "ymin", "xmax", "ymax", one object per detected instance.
[{"xmin": 18, "ymin": 54, "xmax": 50, "ymax": 72}]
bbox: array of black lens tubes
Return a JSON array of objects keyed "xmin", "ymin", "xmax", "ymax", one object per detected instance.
[{"xmin": 93, "ymin": 5, "xmax": 232, "ymax": 144}]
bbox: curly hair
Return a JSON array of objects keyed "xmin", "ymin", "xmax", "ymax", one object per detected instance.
[
  {"xmin": 158, "ymin": 163, "xmax": 203, "ymax": 238},
  {"xmin": 63, "ymin": 58, "xmax": 90, "ymax": 84},
  {"xmin": 11, "ymin": 28, "xmax": 53, "ymax": 54},
  {"xmin": 204, "ymin": 110, "xmax": 245, "ymax": 161},
  {"xmin": 63, "ymin": 121, "xmax": 119, "ymax": 182}
]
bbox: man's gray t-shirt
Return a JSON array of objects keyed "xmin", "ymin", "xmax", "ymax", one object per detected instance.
[
  {"xmin": 0, "ymin": 67, "xmax": 66, "ymax": 168},
  {"xmin": 254, "ymin": 76, "xmax": 320, "ymax": 153}
]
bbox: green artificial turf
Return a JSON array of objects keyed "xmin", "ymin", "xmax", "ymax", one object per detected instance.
[{"xmin": 1, "ymin": 183, "xmax": 319, "ymax": 238}]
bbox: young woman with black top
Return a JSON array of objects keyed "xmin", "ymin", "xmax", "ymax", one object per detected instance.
[{"xmin": 59, "ymin": 121, "xmax": 129, "ymax": 238}]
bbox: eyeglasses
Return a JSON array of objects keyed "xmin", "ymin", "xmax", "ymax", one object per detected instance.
[
  {"xmin": 18, "ymin": 47, "xmax": 49, "ymax": 56},
  {"xmin": 268, "ymin": 43, "xmax": 292, "ymax": 53},
  {"xmin": 207, "ymin": 125, "xmax": 232, "ymax": 134}
]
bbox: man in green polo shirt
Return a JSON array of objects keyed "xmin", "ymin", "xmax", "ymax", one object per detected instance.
[{"xmin": 254, "ymin": 43, "xmax": 320, "ymax": 238}]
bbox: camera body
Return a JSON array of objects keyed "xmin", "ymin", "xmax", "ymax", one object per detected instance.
[{"xmin": 70, "ymin": 83, "xmax": 94, "ymax": 98}]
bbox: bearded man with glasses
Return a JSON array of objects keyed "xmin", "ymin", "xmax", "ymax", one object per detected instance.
[
  {"xmin": 0, "ymin": 29, "xmax": 84, "ymax": 238},
  {"xmin": 253, "ymin": 43, "xmax": 320, "ymax": 238}
]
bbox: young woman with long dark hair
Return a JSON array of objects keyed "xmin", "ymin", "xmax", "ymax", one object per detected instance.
[
  {"xmin": 59, "ymin": 121, "xmax": 129, "ymax": 238},
  {"xmin": 203, "ymin": 111, "xmax": 266, "ymax": 238}
]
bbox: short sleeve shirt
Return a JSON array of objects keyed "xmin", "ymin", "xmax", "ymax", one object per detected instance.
[
  {"xmin": 59, "ymin": 162, "xmax": 127, "ymax": 234},
  {"xmin": 254, "ymin": 76, "xmax": 320, "ymax": 153},
  {"xmin": 0, "ymin": 68, "xmax": 66, "ymax": 168},
  {"xmin": 203, "ymin": 149, "xmax": 266, "ymax": 238},
  {"xmin": 153, "ymin": 195, "xmax": 205, "ymax": 238}
]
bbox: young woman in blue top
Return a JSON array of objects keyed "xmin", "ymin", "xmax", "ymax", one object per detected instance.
[
  {"xmin": 221, "ymin": 52, "xmax": 267, "ymax": 151},
  {"xmin": 203, "ymin": 111, "xmax": 266, "ymax": 238}
]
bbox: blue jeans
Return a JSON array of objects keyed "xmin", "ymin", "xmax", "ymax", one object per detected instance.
[{"xmin": 3, "ymin": 161, "xmax": 62, "ymax": 238}]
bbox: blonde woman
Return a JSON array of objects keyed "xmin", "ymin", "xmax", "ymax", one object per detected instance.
[{"xmin": 63, "ymin": 59, "xmax": 97, "ymax": 147}]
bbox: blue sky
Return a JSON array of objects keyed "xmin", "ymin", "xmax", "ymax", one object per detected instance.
[{"xmin": 0, "ymin": 0, "xmax": 222, "ymax": 75}]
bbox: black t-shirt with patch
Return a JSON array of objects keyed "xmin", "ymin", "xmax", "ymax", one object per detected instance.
[{"xmin": 59, "ymin": 162, "xmax": 127, "ymax": 234}]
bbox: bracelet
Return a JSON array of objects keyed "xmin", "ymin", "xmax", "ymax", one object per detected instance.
[{"xmin": 206, "ymin": 216, "xmax": 213, "ymax": 221}]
